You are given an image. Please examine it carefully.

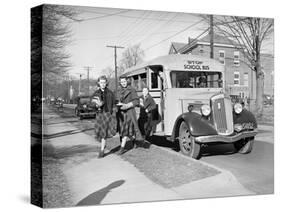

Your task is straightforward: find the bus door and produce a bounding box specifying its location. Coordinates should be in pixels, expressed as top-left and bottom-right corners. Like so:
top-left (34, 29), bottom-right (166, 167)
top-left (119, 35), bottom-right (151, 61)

top-left (148, 65), bottom-right (165, 133)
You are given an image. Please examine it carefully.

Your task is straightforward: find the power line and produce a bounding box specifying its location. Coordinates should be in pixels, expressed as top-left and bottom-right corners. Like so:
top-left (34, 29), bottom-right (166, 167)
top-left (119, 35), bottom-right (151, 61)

top-left (137, 13), bottom-right (180, 46)
top-left (78, 7), bottom-right (197, 23)
top-left (117, 11), bottom-right (151, 46)
top-left (176, 28), bottom-right (210, 53)
top-left (80, 10), bottom-right (131, 21)
top-left (143, 19), bottom-right (205, 52)
top-left (122, 12), bottom-right (169, 47)
top-left (74, 30), bottom-right (180, 41)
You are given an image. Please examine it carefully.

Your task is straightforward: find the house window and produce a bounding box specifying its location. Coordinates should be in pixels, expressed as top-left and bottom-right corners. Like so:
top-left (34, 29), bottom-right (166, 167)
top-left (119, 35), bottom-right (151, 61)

top-left (234, 71), bottom-right (240, 86)
top-left (234, 51), bottom-right (240, 66)
top-left (219, 50), bottom-right (225, 65)
top-left (244, 73), bottom-right (249, 86)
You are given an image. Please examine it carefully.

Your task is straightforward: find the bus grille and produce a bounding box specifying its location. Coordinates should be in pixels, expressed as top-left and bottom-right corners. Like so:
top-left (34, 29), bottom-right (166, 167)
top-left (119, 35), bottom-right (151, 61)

top-left (212, 96), bottom-right (233, 135)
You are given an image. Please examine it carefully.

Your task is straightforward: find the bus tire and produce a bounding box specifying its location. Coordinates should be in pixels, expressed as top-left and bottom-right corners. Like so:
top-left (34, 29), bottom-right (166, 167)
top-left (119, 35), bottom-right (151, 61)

top-left (178, 122), bottom-right (201, 159)
top-left (234, 137), bottom-right (254, 154)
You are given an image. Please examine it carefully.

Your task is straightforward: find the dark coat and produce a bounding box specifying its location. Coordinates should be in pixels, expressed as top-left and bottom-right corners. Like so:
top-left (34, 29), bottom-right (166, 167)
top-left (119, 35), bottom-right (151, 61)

top-left (117, 86), bottom-right (142, 139)
top-left (117, 85), bottom-right (139, 106)
top-left (92, 88), bottom-right (115, 113)
top-left (141, 94), bottom-right (156, 113)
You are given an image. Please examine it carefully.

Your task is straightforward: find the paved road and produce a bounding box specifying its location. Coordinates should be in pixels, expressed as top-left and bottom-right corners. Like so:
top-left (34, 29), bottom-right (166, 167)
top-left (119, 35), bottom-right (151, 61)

top-left (200, 129), bottom-right (274, 194)
top-left (60, 105), bottom-right (274, 195)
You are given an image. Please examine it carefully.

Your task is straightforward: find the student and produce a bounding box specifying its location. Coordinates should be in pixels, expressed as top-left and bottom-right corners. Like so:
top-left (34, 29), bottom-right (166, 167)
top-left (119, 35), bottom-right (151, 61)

top-left (116, 76), bottom-right (144, 155)
top-left (139, 87), bottom-right (157, 139)
top-left (92, 75), bottom-right (116, 158)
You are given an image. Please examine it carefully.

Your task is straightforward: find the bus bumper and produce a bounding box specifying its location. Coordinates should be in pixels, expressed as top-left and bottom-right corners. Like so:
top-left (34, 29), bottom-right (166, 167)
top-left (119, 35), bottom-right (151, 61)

top-left (195, 129), bottom-right (258, 144)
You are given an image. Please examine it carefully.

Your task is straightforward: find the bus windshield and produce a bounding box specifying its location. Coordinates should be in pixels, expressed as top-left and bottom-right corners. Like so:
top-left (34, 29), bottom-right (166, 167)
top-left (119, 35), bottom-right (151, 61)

top-left (170, 71), bottom-right (223, 88)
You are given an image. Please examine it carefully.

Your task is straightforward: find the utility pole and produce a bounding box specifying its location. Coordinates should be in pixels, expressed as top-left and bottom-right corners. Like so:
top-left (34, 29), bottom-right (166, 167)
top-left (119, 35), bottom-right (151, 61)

top-left (67, 74), bottom-right (70, 103)
top-left (75, 73), bottom-right (84, 96)
top-left (106, 45), bottom-right (125, 92)
top-left (79, 74), bottom-right (82, 95)
top-left (209, 15), bottom-right (214, 59)
top-left (84, 66), bottom-right (92, 95)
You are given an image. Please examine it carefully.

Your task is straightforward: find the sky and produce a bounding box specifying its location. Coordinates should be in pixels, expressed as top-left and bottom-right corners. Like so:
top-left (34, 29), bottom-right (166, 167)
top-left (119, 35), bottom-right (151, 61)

top-left (64, 5), bottom-right (274, 80)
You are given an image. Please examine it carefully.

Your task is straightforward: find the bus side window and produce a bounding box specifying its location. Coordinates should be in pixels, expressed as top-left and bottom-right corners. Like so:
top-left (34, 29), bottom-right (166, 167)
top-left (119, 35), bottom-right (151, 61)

top-left (132, 75), bottom-right (138, 89)
top-left (151, 72), bottom-right (159, 89)
top-left (140, 73), bottom-right (147, 89)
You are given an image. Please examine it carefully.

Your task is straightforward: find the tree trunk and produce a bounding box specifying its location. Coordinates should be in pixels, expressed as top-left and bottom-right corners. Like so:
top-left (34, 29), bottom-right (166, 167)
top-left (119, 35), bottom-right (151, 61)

top-left (255, 60), bottom-right (264, 118)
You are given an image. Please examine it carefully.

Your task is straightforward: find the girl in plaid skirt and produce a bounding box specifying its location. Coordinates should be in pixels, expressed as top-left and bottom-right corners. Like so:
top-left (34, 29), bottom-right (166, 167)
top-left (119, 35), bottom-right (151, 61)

top-left (116, 76), bottom-right (144, 155)
top-left (92, 76), bottom-right (117, 158)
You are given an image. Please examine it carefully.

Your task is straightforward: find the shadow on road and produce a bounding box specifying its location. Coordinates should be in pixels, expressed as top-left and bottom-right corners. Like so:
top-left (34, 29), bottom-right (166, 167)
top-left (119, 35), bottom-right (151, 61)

top-left (147, 135), bottom-right (179, 151)
top-left (200, 143), bottom-right (237, 157)
top-left (76, 180), bottom-right (125, 206)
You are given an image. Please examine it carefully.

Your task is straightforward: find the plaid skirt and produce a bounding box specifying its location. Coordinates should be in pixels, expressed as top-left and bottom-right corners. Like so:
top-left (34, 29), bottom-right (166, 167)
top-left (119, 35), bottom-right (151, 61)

top-left (94, 112), bottom-right (117, 141)
top-left (117, 111), bottom-right (136, 138)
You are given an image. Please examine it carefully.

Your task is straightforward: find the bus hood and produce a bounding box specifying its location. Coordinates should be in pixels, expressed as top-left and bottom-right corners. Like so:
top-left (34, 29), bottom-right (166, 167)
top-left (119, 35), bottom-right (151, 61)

top-left (165, 88), bottom-right (223, 113)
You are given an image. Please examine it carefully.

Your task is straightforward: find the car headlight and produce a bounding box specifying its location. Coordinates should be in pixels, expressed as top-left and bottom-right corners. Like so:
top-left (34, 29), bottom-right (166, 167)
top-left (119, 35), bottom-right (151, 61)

top-left (234, 103), bottom-right (243, 114)
top-left (201, 104), bottom-right (211, 116)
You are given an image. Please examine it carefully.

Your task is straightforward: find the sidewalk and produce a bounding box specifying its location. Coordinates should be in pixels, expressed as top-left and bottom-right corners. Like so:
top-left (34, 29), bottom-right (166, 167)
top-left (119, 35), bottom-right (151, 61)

top-left (43, 107), bottom-right (253, 206)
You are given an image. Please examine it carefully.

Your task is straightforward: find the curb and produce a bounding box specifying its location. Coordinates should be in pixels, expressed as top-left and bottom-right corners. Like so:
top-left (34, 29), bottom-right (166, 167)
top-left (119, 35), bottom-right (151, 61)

top-left (148, 141), bottom-right (254, 196)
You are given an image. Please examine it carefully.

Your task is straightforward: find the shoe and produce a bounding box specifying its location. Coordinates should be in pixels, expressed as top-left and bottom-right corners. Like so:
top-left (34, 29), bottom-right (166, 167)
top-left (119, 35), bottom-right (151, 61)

top-left (117, 147), bottom-right (126, 155)
top-left (134, 140), bottom-right (142, 148)
top-left (98, 150), bottom-right (104, 158)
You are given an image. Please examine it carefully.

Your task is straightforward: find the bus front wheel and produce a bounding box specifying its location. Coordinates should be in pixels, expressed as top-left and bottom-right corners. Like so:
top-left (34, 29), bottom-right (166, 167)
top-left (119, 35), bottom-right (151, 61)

top-left (234, 137), bottom-right (254, 154)
top-left (178, 122), bottom-right (201, 159)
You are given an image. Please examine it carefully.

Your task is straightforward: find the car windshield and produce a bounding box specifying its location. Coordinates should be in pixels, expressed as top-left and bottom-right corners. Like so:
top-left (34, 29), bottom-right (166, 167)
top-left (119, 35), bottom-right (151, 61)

top-left (170, 71), bottom-right (223, 88)
top-left (79, 98), bottom-right (90, 104)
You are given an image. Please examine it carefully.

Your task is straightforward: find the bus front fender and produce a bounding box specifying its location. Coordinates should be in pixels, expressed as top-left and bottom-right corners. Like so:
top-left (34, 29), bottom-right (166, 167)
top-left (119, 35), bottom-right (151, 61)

top-left (171, 112), bottom-right (218, 141)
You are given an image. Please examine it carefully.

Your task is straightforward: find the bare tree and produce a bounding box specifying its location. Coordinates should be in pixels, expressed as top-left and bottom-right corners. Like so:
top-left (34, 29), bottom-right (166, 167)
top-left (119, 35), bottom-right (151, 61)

top-left (118, 44), bottom-right (145, 74)
top-left (41, 5), bottom-right (79, 97)
top-left (209, 15), bottom-right (273, 117)
top-left (101, 66), bottom-right (114, 78)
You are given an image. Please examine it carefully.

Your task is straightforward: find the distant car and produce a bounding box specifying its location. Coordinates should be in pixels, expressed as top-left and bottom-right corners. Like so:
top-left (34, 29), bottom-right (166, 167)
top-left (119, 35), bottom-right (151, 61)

top-left (263, 94), bottom-right (273, 105)
top-left (50, 98), bottom-right (55, 105)
top-left (55, 98), bottom-right (64, 111)
top-left (74, 96), bottom-right (97, 120)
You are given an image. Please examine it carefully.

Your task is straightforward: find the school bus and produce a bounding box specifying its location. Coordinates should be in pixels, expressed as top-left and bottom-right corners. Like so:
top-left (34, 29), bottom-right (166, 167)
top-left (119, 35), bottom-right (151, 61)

top-left (121, 54), bottom-right (258, 159)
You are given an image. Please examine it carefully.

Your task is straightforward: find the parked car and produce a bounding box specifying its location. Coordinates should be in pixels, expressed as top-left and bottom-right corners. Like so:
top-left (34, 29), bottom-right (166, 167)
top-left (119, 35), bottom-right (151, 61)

top-left (55, 98), bottom-right (64, 112)
top-left (74, 96), bottom-right (97, 120)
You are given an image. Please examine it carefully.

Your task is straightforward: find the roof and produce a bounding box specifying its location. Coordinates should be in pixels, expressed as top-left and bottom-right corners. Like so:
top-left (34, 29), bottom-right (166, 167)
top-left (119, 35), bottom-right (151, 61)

top-left (199, 33), bottom-right (238, 45)
top-left (169, 42), bottom-right (187, 53)
top-left (171, 33), bottom-right (240, 54)
top-left (122, 54), bottom-right (224, 76)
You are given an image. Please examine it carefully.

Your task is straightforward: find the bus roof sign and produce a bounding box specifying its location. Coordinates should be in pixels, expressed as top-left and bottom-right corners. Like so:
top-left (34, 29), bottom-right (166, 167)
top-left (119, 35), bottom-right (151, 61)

top-left (123, 54), bottom-right (224, 76)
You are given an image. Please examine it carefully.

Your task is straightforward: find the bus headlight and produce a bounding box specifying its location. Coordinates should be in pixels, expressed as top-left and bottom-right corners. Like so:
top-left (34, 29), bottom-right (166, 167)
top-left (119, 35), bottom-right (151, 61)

top-left (201, 105), bottom-right (211, 116)
top-left (234, 103), bottom-right (243, 114)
